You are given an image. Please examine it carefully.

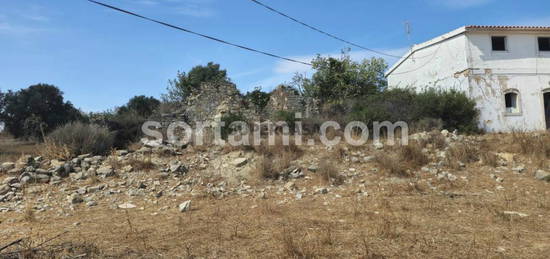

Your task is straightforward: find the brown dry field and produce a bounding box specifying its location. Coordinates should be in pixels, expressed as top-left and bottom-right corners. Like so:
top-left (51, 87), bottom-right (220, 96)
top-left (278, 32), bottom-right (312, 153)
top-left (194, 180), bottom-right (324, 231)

top-left (0, 133), bottom-right (550, 258)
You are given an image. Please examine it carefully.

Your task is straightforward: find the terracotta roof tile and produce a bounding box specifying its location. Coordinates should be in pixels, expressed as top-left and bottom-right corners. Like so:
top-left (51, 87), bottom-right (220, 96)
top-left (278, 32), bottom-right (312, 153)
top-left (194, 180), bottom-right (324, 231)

top-left (466, 25), bottom-right (550, 31)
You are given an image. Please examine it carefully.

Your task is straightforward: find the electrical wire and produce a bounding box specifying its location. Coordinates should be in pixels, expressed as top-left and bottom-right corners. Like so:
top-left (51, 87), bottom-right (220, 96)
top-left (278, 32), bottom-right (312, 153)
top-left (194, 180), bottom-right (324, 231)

top-left (87, 0), bottom-right (312, 66)
top-left (249, 0), bottom-right (402, 59)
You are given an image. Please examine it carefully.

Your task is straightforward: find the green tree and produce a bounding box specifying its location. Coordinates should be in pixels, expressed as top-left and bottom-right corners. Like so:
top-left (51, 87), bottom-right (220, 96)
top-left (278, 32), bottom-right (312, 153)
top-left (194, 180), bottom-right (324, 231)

top-left (163, 62), bottom-right (231, 102)
top-left (293, 51), bottom-right (388, 104)
top-left (0, 84), bottom-right (82, 139)
top-left (117, 95), bottom-right (160, 118)
top-left (244, 86), bottom-right (271, 113)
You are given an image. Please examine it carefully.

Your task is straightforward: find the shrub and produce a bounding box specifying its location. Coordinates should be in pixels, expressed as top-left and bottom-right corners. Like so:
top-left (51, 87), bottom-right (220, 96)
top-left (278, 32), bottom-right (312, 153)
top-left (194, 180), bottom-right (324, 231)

top-left (414, 89), bottom-right (479, 133)
top-left (47, 122), bottom-right (114, 156)
top-left (272, 110), bottom-right (296, 131)
top-left (347, 88), bottom-right (479, 133)
top-left (220, 113), bottom-right (248, 140)
top-left (254, 156), bottom-right (278, 179)
top-left (375, 153), bottom-right (410, 177)
top-left (105, 113), bottom-right (146, 149)
top-left (399, 143), bottom-right (429, 168)
top-left (319, 159), bottom-right (344, 186)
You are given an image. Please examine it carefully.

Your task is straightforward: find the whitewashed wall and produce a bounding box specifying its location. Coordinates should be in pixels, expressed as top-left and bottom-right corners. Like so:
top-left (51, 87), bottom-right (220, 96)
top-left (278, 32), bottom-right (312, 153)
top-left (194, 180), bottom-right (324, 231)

top-left (467, 32), bottom-right (550, 132)
top-left (388, 29), bottom-right (550, 132)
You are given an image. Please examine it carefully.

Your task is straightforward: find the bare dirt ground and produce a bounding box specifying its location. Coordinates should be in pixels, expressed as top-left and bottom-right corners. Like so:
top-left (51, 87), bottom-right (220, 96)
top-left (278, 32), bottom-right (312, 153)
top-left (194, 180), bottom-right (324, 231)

top-left (1, 131), bottom-right (549, 258)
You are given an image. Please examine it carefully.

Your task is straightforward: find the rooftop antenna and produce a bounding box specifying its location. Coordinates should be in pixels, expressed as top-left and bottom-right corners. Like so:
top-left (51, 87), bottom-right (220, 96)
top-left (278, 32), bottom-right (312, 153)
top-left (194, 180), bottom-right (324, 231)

top-left (404, 21), bottom-right (412, 46)
top-left (404, 21), bottom-right (414, 61)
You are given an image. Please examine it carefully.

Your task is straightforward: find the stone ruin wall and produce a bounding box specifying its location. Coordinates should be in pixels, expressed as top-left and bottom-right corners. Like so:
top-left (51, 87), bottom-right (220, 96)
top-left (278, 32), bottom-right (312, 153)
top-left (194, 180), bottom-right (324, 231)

top-left (159, 83), bottom-right (319, 130)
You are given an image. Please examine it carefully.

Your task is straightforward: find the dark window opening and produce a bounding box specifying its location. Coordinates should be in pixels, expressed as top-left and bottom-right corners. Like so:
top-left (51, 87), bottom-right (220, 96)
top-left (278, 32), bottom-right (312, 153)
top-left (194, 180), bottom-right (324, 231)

top-left (492, 36), bottom-right (506, 51)
top-left (539, 37), bottom-right (550, 51)
top-left (505, 92), bottom-right (519, 113)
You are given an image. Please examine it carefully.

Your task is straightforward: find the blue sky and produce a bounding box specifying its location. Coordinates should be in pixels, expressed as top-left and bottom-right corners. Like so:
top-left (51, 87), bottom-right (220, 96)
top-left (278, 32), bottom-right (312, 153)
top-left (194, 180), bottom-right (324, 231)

top-left (1, 0), bottom-right (549, 112)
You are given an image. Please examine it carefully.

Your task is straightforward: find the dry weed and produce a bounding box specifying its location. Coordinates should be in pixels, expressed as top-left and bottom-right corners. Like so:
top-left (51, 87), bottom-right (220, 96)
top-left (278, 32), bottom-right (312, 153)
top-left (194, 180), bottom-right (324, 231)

top-left (319, 159), bottom-right (344, 186)
top-left (39, 138), bottom-right (72, 161)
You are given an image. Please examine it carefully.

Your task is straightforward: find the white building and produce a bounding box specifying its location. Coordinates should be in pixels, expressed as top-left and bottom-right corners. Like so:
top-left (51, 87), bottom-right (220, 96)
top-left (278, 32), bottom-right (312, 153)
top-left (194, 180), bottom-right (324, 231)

top-left (386, 26), bottom-right (550, 132)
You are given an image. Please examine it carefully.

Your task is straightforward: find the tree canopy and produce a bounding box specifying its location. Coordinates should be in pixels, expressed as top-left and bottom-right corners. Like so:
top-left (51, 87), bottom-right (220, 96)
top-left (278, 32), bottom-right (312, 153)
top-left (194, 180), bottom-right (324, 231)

top-left (293, 52), bottom-right (388, 104)
top-left (163, 62), bottom-right (231, 102)
top-left (0, 84), bottom-right (82, 139)
top-left (117, 95), bottom-right (160, 118)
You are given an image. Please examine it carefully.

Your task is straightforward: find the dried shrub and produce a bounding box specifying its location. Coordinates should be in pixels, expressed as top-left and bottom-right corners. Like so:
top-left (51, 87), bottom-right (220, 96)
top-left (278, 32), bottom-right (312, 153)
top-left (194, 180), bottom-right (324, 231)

top-left (128, 157), bottom-right (156, 172)
top-left (419, 132), bottom-right (447, 150)
top-left (254, 156), bottom-right (277, 179)
top-left (511, 131), bottom-right (550, 166)
top-left (40, 138), bottom-right (72, 161)
top-left (319, 159), bottom-right (344, 186)
top-left (47, 122), bottom-right (114, 156)
top-left (376, 143), bottom-right (429, 177)
top-left (375, 153), bottom-right (410, 177)
top-left (399, 143), bottom-right (429, 168)
top-left (446, 142), bottom-right (479, 167)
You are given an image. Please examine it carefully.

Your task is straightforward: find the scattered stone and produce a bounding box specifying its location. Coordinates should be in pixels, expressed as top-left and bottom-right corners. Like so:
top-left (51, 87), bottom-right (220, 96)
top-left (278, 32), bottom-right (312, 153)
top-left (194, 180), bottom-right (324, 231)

top-left (0, 185), bottom-right (9, 195)
top-left (284, 182), bottom-right (296, 191)
top-left (286, 167), bottom-right (304, 179)
top-left (1, 162), bottom-right (15, 172)
top-left (86, 201), bottom-right (98, 207)
top-left (169, 161), bottom-right (188, 175)
top-left (178, 200), bottom-right (192, 212)
top-left (315, 187), bottom-right (329, 195)
top-left (535, 170), bottom-right (550, 181)
top-left (307, 165), bottom-right (318, 172)
top-left (231, 158), bottom-right (248, 167)
top-left (503, 211), bottom-right (529, 218)
top-left (116, 150), bottom-right (129, 156)
top-left (373, 142), bottom-right (384, 150)
top-left (118, 203), bottom-right (137, 209)
top-left (97, 166), bottom-right (115, 177)
top-left (511, 166), bottom-right (525, 173)
top-left (68, 193), bottom-right (83, 204)
top-left (363, 156), bottom-right (375, 163)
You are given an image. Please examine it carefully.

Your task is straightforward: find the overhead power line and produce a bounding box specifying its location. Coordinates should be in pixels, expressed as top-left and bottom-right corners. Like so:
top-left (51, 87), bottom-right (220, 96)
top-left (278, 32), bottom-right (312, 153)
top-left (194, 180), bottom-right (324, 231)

top-left (87, 0), bottom-right (312, 66)
top-left (249, 0), bottom-right (402, 59)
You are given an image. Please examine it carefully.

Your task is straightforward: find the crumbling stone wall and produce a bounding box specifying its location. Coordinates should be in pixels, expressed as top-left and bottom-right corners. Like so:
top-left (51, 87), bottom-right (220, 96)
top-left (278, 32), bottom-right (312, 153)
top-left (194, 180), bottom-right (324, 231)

top-left (160, 83), bottom-right (319, 127)
top-left (265, 85), bottom-right (319, 118)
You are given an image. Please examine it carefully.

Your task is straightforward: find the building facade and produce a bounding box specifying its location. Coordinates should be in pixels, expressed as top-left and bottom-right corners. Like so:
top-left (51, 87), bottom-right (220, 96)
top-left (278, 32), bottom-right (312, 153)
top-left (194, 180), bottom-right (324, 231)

top-left (386, 26), bottom-right (550, 132)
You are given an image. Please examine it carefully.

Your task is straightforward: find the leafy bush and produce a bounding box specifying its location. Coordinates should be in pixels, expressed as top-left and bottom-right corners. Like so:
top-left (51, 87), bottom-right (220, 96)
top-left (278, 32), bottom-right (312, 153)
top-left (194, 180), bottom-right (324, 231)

top-left (47, 122), bottom-right (114, 156)
top-left (104, 113), bottom-right (146, 149)
top-left (347, 88), bottom-right (479, 133)
top-left (414, 89), bottom-right (479, 133)
top-left (245, 87), bottom-right (271, 113)
top-left (272, 110), bottom-right (297, 131)
top-left (220, 113), bottom-right (248, 140)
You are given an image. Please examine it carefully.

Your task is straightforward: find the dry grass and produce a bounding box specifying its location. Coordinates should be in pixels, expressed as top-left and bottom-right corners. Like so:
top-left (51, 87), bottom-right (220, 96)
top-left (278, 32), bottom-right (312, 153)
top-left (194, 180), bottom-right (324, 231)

top-left (419, 131), bottom-right (447, 150)
top-left (0, 136), bottom-right (40, 163)
top-left (446, 142), bottom-right (479, 169)
top-left (399, 143), bottom-right (429, 168)
top-left (318, 159), bottom-right (344, 186)
top-left (253, 156), bottom-right (277, 179)
top-left (39, 138), bottom-right (72, 161)
top-left (375, 143), bottom-right (429, 177)
top-left (253, 135), bottom-right (302, 180)
top-left (511, 131), bottom-right (550, 167)
top-left (375, 152), bottom-right (410, 177)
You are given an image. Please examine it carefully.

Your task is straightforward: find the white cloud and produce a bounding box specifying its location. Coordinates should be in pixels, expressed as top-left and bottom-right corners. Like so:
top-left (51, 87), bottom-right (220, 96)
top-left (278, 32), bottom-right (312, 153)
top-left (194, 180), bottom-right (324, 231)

top-left (136, 0), bottom-right (216, 17)
top-left (0, 22), bottom-right (44, 35)
top-left (433, 0), bottom-right (493, 8)
top-left (248, 47), bottom-right (409, 92)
